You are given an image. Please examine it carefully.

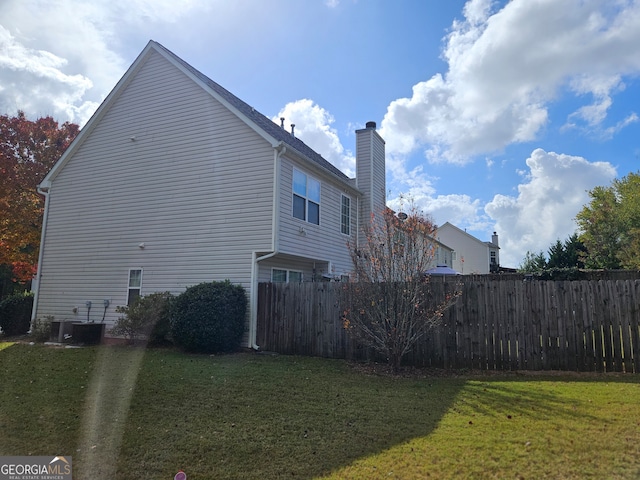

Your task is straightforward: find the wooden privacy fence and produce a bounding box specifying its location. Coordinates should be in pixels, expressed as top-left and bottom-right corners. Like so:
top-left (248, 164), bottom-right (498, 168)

top-left (256, 279), bottom-right (640, 372)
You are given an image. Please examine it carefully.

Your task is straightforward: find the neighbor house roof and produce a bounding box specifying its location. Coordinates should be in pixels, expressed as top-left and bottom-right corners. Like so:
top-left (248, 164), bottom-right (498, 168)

top-left (437, 222), bottom-right (498, 249)
top-left (41, 40), bottom-right (355, 191)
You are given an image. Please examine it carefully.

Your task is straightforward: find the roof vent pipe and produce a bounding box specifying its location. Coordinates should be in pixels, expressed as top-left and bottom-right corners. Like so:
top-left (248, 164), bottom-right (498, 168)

top-left (291, 124), bottom-right (295, 137)
top-left (280, 117), bottom-right (285, 129)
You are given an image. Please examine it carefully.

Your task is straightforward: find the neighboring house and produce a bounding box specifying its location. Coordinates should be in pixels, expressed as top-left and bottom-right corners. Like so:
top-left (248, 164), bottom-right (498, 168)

top-left (31, 40), bottom-right (386, 348)
top-left (435, 222), bottom-right (500, 274)
top-left (431, 238), bottom-right (455, 269)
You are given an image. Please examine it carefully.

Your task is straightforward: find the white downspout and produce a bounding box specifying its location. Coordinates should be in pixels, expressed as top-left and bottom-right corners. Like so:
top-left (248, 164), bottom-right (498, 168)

top-left (248, 143), bottom-right (286, 350)
top-left (31, 184), bottom-right (51, 324)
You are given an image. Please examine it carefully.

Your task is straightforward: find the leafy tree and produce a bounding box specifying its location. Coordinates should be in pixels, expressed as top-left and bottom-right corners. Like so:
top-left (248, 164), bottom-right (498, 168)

top-left (0, 112), bottom-right (79, 282)
top-left (340, 206), bottom-right (461, 373)
top-left (575, 172), bottom-right (640, 269)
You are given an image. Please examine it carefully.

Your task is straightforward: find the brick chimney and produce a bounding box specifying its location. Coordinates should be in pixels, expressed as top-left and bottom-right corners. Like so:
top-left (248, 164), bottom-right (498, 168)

top-left (355, 121), bottom-right (386, 243)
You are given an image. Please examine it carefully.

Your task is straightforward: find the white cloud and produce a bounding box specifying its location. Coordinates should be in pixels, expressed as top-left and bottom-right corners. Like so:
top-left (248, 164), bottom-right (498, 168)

top-left (485, 148), bottom-right (617, 267)
top-left (385, 161), bottom-right (486, 232)
top-left (379, 0), bottom-right (640, 163)
top-left (273, 99), bottom-right (356, 177)
top-left (0, 0), bottom-right (212, 125)
top-left (0, 26), bottom-right (98, 122)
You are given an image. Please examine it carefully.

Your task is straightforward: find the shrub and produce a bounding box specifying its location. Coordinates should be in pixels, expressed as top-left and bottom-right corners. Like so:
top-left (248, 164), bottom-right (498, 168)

top-left (170, 281), bottom-right (247, 354)
top-left (31, 316), bottom-right (54, 342)
top-left (534, 268), bottom-right (587, 281)
top-left (111, 292), bottom-right (174, 345)
top-left (148, 296), bottom-right (175, 347)
top-left (0, 292), bottom-right (34, 336)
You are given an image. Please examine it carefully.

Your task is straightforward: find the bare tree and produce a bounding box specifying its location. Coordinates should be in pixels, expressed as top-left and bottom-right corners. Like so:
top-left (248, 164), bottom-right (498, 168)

top-left (340, 205), bottom-right (461, 373)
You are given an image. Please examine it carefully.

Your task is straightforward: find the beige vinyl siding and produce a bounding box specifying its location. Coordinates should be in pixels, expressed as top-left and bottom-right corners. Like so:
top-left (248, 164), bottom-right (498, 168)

top-left (436, 224), bottom-right (490, 274)
top-left (371, 136), bottom-right (386, 214)
top-left (355, 131), bottom-right (372, 225)
top-left (355, 127), bottom-right (386, 237)
top-left (257, 256), bottom-right (322, 283)
top-left (35, 50), bottom-right (274, 325)
top-left (277, 156), bottom-right (354, 278)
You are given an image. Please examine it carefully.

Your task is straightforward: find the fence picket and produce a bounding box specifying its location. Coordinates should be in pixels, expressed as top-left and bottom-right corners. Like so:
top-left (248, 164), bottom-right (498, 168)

top-left (256, 277), bottom-right (640, 372)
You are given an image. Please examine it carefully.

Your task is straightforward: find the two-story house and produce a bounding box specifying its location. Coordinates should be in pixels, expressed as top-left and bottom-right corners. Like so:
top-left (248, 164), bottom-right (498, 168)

top-left (435, 222), bottom-right (500, 274)
top-left (31, 40), bottom-right (386, 348)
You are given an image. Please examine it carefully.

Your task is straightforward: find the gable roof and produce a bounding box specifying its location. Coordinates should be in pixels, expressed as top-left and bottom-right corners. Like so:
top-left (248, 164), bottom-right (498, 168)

top-left (437, 222), bottom-right (498, 249)
top-left (41, 40), bottom-right (354, 189)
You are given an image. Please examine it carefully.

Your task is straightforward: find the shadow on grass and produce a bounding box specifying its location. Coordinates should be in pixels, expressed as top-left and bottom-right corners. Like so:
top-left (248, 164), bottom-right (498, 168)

top-left (459, 372), bottom-right (640, 421)
top-left (115, 350), bottom-right (468, 480)
top-left (2, 344), bottom-right (638, 480)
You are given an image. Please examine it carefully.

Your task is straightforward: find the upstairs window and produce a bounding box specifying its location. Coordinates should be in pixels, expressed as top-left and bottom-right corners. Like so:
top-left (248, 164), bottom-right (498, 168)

top-left (127, 269), bottom-right (142, 305)
top-left (341, 195), bottom-right (351, 235)
top-left (293, 169), bottom-right (320, 225)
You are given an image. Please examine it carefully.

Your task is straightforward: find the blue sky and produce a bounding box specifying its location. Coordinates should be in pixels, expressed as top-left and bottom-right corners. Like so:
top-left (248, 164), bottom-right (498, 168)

top-left (1, 0), bottom-right (639, 267)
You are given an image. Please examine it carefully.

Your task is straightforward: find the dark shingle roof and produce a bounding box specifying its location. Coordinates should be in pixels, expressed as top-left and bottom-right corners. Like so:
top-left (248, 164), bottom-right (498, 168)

top-left (152, 41), bottom-right (350, 182)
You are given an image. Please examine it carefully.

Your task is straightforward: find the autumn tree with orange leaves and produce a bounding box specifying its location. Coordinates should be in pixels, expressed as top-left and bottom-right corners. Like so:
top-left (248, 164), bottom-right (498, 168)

top-left (0, 112), bottom-right (79, 284)
top-left (340, 205), bottom-right (461, 373)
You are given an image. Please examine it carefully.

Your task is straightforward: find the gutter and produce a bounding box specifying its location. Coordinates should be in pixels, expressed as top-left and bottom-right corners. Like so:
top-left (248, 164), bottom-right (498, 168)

top-left (31, 183), bottom-right (51, 324)
top-left (247, 143), bottom-right (286, 350)
top-left (249, 251), bottom-right (278, 350)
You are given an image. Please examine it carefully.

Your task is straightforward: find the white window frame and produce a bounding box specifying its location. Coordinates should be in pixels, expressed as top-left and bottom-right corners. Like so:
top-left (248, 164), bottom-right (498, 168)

top-left (127, 268), bottom-right (143, 305)
top-left (271, 268), bottom-right (303, 283)
top-left (341, 194), bottom-right (351, 235)
top-left (292, 168), bottom-right (320, 225)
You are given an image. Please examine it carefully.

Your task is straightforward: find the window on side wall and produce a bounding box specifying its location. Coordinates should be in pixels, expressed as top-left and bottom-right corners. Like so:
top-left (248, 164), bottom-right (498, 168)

top-left (127, 268), bottom-right (142, 305)
top-left (293, 169), bottom-right (320, 225)
top-left (341, 194), bottom-right (351, 235)
top-left (272, 268), bottom-right (303, 283)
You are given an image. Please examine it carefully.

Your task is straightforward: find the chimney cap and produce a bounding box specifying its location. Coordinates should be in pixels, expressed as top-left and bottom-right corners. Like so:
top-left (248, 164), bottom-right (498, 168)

top-left (365, 121), bottom-right (376, 129)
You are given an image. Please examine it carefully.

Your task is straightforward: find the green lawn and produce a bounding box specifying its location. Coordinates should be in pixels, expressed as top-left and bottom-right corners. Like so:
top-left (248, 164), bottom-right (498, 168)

top-left (1, 343), bottom-right (639, 479)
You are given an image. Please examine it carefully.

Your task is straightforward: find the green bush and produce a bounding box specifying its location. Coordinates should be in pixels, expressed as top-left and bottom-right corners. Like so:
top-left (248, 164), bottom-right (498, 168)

top-left (534, 268), bottom-right (587, 281)
top-left (170, 281), bottom-right (247, 353)
top-left (111, 292), bottom-right (174, 345)
top-left (0, 292), bottom-right (34, 336)
top-left (31, 316), bottom-right (53, 342)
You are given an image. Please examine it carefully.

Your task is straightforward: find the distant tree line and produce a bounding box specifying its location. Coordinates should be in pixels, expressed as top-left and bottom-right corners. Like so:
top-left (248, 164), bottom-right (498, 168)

top-left (519, 172), bottom-right (640, 273)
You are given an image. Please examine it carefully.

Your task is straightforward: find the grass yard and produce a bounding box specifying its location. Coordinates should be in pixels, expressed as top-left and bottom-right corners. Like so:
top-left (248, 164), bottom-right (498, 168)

top-left (1, 343), bottom-right (639, 479)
